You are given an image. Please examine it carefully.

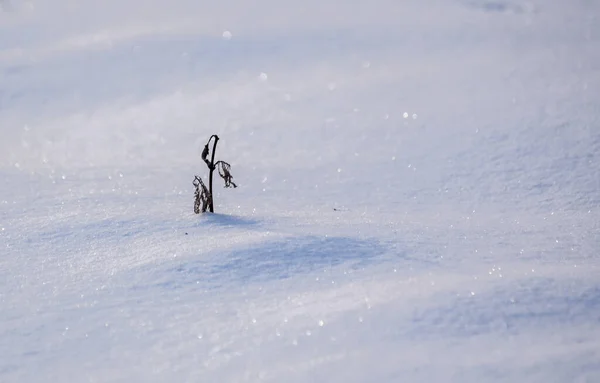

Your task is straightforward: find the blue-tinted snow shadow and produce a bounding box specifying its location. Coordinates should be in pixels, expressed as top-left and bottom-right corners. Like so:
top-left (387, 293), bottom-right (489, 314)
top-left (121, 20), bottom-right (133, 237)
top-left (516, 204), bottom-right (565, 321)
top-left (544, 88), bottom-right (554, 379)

top-left (192, 213), bottom-right (260, 229)
top-left (155, 235), bottom-right (389, 290)
top-left (405, 278), bottom-right (600, 340)
top-left (212, 236), bottom-right (385, 281)
top-left (460, 0), bottom-right (529, 14)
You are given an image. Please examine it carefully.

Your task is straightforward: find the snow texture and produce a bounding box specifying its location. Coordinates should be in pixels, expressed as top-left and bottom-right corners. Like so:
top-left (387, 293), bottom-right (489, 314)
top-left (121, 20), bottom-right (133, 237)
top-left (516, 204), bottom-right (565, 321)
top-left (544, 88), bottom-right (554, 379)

top-left (1, 0), bottom-right (599, 382)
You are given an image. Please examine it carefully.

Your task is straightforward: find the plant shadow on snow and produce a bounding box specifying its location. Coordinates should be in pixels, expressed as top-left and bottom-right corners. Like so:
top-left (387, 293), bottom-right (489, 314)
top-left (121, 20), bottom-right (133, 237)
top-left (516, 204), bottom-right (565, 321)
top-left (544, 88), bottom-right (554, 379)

top-left (161, 236), bottom-right (388, 290)
top-left (193, 213), bottom-right (260, 228)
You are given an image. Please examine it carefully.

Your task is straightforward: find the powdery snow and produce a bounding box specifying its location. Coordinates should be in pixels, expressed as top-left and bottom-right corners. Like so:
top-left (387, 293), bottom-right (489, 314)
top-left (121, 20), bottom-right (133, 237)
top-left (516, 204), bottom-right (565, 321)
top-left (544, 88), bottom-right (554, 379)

top-left (1, 0), bottom-right (599, 381)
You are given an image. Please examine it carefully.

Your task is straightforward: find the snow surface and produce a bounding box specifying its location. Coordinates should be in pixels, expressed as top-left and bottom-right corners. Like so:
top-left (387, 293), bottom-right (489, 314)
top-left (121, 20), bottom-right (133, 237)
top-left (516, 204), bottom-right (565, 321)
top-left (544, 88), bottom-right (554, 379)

top-left (1, 0), bottom-right (600, 381)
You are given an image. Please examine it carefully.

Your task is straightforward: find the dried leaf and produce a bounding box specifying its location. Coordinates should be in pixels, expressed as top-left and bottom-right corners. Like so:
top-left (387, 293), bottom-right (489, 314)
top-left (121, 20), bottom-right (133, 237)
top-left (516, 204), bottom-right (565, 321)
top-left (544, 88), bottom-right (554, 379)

top-left (193, 175), bottom-right (210, 213)
top-left (201, 144), bottom-right (212, 169)
top-left (216, 161), bottom-right (237, 188)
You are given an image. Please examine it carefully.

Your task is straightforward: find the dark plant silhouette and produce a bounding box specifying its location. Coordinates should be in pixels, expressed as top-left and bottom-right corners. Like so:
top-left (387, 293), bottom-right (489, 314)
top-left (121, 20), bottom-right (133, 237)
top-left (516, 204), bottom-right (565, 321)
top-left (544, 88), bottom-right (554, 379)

top-left (192, 176), bottom-right (209, 213)
top-left (193, 135), bottom-right (237, 213)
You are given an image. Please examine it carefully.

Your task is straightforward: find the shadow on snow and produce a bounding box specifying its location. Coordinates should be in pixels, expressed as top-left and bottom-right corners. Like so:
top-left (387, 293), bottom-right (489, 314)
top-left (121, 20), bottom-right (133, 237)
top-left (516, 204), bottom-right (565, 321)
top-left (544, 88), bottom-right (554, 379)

top-left (155, 235), bottom-right (389, 290)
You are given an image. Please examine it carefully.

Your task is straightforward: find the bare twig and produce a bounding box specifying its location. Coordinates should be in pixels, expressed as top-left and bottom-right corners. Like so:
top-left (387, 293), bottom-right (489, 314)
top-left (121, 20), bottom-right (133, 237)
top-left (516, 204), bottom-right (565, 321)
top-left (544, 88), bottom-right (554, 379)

top-left (207, 135), bottom-right (219, 212)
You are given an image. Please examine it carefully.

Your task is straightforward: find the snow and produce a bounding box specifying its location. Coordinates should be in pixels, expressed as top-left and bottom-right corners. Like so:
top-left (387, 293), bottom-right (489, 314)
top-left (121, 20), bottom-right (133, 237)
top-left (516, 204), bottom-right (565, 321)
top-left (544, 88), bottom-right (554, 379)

top-left (1, 0), bottom-right (600, 381)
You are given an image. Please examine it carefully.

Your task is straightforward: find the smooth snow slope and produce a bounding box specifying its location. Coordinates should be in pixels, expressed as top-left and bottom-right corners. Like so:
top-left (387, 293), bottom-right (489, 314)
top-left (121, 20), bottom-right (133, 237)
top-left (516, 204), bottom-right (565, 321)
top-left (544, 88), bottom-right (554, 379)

top-left (1, 0), bottom-right (600, 381)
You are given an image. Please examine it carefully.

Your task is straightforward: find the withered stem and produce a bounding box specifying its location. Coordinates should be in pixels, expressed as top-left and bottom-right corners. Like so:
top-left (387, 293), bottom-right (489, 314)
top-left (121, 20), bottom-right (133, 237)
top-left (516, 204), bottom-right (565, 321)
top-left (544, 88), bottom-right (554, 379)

top-left (208, 135), bottom-right (219, 212)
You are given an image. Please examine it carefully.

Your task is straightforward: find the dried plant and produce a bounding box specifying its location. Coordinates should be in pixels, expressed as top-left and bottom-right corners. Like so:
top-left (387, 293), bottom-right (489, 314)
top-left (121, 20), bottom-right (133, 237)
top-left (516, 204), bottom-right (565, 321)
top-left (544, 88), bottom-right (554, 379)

top-left (193, 135), bottom-right (237, 213)
top-left (192, 176), bottom-right (209, 213)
